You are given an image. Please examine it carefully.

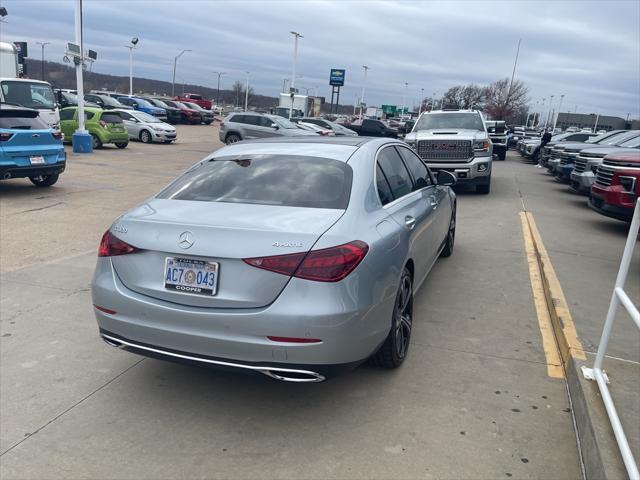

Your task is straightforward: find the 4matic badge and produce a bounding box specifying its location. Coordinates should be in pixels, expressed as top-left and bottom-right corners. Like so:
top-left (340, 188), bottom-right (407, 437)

top-left (272, 241), bottom-right (303, 248)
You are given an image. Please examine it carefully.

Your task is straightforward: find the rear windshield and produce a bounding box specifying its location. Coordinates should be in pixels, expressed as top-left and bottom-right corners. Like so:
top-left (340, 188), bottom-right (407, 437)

top-left (0, 115), bottom-right (48, 129)
top-left (414, 112), bottom-right (484, 131)
top-left (101, 113), bottom-right (123, 124)
top-left (157, 155), bottom-right (352, 209)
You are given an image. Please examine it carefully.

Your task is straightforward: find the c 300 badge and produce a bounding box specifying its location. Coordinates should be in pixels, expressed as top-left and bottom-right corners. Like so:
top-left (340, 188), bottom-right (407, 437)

top-left (113, 224), bottom-right (128, 234)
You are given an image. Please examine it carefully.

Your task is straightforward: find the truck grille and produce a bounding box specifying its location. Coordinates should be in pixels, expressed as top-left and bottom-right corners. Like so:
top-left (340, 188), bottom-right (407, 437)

top-left (417, 140), bottom-right (472, 161)
top-left (603, 158), bottom-right (640, 168)
top-left (560, 152), bottom-right (578, 165)
top-left (595, 166), bottom-right (614, 187)
top-left (573, 157), bottom-right (588, 173)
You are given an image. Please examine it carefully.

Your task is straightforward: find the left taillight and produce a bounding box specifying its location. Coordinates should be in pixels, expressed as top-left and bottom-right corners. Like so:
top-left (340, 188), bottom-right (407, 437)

top-left (0, 132), bottom-right (14, 142)
top-left (98, 230), bottom-right (141, 257)
top-left (52, 131), bottom-right (63, 140)
top-left (99, 120), bottom-right (107, 128)
top-left (244, 241), bottom-right (369, 282)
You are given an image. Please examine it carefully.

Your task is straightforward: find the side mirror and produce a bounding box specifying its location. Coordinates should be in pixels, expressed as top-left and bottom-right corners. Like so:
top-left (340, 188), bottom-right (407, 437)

top-left (436, 170), bottom-right (457, 186)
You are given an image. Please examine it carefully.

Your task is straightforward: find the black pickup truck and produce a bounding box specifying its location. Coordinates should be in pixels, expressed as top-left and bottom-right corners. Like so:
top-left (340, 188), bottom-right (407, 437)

top-left (348, 119), bottom-right (398, 138)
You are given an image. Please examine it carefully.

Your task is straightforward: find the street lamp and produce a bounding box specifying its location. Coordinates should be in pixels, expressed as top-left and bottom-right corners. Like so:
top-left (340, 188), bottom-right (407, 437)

top-left (212, 71), bottom-right (225, 106)
top-left (419, 87), bottom-right (424, 115)
top-left (244, 71), bottom-right (250, 111)
top-left (289, 31), bottom-right (303, 119)
top-left (172, 49), bottom-right (191, 97)
top-left (359, 65), bottom-right (369, 117)
top-left (36, 42), bottom-right (50, 81)
top-left (124, 37), bottom-right (138, 96)
top-left (401, 82), bottom-right (408, 116)
top-left (553, 94), bottom-right (565, 130)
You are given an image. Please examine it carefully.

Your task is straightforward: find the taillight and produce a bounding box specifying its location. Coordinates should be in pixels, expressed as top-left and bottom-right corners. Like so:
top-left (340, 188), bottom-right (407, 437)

top-left (98, 230), bottom-right (141, 257)
top-left (243, 241), bottom-right (368, 282)
top-left (99, 120), bottom-right (107, 128)
top-left (266, 336), bottom-right (322, 343)
top-left (52, 131), bottom-right (63, 140)
top-left (94, 305), bottom-right (117, 315)
top-left (321, 131), bottom-right (329, 136)
top-left (0, 132), bottom-right (13, 142)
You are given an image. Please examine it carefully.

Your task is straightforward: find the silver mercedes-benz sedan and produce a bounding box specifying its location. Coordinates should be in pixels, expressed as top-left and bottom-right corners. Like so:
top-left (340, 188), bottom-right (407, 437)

top-left (91, 137), bottom-right (457, 382)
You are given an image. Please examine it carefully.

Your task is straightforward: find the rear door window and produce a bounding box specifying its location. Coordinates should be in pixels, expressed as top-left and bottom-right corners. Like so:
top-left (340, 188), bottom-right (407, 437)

top-left (376, 146), bottom-right (413, 199)
top-left (376, 164), bottom-right (394, 206)
top-left (59, 109), bottom-right (75, 121)
top-left (396, 146), bottom-right (432, 188)
top-left (157, 155), bottom-right (353, 209)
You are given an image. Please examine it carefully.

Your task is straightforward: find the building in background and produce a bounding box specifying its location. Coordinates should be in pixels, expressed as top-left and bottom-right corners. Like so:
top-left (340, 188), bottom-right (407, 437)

top-left (555, 112), bottom-right (626, 132)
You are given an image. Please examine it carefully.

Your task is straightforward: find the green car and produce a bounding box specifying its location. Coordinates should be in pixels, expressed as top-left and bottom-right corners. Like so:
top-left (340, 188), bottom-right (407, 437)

top-left (60, 107), bottom-right (129, 149)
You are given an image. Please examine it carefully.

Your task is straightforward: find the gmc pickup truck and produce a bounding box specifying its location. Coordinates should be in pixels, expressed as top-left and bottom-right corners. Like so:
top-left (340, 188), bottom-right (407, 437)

top-left (405, 109), bottom-right (493, 194)
top-left (173, 93), bottom-right (212, 110)
top-left (589, 151), bottom-right (640, 222)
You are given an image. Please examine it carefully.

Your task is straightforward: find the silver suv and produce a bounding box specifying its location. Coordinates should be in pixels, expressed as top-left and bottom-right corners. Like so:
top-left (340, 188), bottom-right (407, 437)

top-left (404, 109), bottom-right (493, 194)
top-left (219, 112), bottom-right (316, 144)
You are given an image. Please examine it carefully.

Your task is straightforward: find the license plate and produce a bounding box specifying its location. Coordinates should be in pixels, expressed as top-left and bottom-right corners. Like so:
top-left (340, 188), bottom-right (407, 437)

top-left (164, 257), bottom-right (219, 296)
top-left (29, 155), bottom-right (45, 165)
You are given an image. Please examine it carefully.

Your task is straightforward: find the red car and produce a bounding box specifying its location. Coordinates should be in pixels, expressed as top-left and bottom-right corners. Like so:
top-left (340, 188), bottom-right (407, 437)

top-left (174, 93), bottom-right (212, 110)
top-left (162, 100), bottom-right (202, 125)
top-left (589, 151), bottom-right (640, 222)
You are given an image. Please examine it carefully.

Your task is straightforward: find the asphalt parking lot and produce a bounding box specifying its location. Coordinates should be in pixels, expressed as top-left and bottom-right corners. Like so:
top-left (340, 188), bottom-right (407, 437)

top-left (1, 126), bottom-right (637, 479)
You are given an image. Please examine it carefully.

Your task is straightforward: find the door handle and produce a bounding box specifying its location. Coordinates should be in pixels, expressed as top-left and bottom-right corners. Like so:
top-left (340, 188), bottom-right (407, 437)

top-left (405, 216), bottom-right (416, 229)
top-left (428, 195), bottom-right (439, 208)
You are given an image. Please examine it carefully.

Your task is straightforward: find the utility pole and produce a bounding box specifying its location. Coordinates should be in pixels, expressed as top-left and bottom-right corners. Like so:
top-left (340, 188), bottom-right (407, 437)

top-left (506, 38), bottom-right (521, 105)
top-left (244, 71), bottom-right (250, 111)
top-left (213, 71), bottom-right (225, 106)
top-left (593, 113), bottom-right (600, 133)
top-left (359, 65), bottom-right (369, 117)
top-left (172, 49), bottom-right (191, 97)
top-left (124, 38), bottom-right (138, 96)
top-left (36, 42), bottom-right (50, 81)
top-left (401, 82), bottom-right (408, 116)
top-left (553, 94), bottom-right (564, 131)
top-left (289, 31), bottom-right (303, 120)
top-left (545, 95), bottom-right (554, 128)
top-left (419, 87), bottom-right (424, 115)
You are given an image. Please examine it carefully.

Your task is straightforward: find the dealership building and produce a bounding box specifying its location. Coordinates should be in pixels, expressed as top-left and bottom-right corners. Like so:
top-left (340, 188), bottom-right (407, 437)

top-left (555, 113), bottom-right (626, 132)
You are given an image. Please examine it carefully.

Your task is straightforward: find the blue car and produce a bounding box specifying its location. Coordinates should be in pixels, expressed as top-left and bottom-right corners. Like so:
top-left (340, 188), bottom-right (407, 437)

top-left (117, 97), bottom-right (167, 122)
top-left (0, 105), bottom-right (66, 187)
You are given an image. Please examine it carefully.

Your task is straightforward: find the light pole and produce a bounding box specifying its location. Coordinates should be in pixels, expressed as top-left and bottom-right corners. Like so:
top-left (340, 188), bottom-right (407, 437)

top-left (244, 71), bottom-right (250, 111)
top-left (289, 31), bottom-right (303, 119)
top-left (553, 94), bottom-right (564, 131)
top-left (401, 82), bottom-right (408, 116)
top-left (212, 71), bottom-right (225, 106)
top-left (418, 88), bottom-right (424, 115)
top-left (546, 95), bottom-right (554, 128)
top-left (36, 42), bottom-right (50, 81)
top-left (172, 49), bottom-right (191, 97)
top-left (282, 78), bottom-right (289, 93)
top-left (359, 65), bottom-right (369, 117)
top-left (124, 37), bottom-right (138, 96)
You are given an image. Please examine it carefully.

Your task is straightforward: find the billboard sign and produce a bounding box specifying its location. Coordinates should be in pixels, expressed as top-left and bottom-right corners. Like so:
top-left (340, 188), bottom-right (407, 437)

top-left (329, 69), bottom-right (345, 87)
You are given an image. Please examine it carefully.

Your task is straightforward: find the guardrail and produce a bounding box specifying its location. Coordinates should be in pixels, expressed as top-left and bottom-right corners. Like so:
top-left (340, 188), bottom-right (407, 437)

top-left (582, 197), bottom-right (640, 480)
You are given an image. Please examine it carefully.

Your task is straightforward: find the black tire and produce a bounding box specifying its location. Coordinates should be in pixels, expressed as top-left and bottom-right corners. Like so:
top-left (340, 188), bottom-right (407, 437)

top-left (139, 130), bottom-right (152, 143)
top-left (498, 151), bottom-right (506, 161)
top-left (225, 133), bottom-right (241, 144)
top-left (29, 174), bottom-right (59, 187)
top-left (115, 142), bottom-right (128, 149)
top-left (91, 134), bottom-right (102, 149)
top-left (440, 205), bottom-right (456, 258)
top-left (476, 181), bottom-right (491, 194)
top-left (370, 267), bottom-right (413, 369)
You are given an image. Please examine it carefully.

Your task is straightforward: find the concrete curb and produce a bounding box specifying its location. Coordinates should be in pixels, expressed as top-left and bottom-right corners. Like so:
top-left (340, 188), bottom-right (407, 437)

top-left (524, 212), bottom-right (616, 480)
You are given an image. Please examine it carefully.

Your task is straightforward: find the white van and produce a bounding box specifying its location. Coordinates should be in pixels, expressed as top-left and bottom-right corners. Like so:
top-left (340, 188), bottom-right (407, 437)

top-left (0, 42), bottom-right (19, 78)
top-left (0, 77), bottom-right (60, 129)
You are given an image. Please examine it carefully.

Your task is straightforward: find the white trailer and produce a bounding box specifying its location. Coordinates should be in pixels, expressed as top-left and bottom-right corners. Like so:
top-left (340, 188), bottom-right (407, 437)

top-left (278, 93), bottom-right (308, 117)
top-left (0, 42), bottom-right (19, 78)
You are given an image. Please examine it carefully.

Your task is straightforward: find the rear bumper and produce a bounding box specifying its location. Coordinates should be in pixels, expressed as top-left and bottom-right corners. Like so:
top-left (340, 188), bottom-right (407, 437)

top-left (0, 159), bottom-right (66, 179)
top-left (91, 258), bottom-right (391, 373)
top-left (589, 187), bottom-right (636, 222)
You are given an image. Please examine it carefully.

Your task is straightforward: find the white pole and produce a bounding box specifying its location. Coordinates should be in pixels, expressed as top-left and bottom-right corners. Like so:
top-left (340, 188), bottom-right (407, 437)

top-left (359, 65), bottom-right (368, 117)
top-left (128, 46), bottom-right (133, 96)
top-left (75, 0), bottom-right (86, 134)
top-left (594, 113), bottom-right (600, 133)
top-left (553, 94), bottom-right (564, 131)
top-left (401, 82), bottom-right (408, 116)
top-left (419, 88), bottom-right (424, 115)
top-left (244, 72), bottom-right (250, 112)
top-left (289, 31), bottom-right (302, 120)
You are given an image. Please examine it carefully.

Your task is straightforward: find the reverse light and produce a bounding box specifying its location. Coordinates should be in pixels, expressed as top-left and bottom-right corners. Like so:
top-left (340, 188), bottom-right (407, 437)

top-left (0, 132), bottom-right (14, 142)
top-left (98, 230), bottom-right (141, 257)
top-left (244, 241), bottom-right (369, 282)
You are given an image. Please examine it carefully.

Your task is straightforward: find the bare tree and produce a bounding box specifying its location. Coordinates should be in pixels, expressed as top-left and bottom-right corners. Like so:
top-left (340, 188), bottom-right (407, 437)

top-left (442, 84), bottom-right (485, 109)
top-left (484, 77), bottom-right (529, 120)
top-left (231, 80), bottom-right (255, 107)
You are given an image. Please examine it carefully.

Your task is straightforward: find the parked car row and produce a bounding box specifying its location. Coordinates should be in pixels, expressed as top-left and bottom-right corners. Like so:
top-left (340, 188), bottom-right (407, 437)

top-left (516, 129), bottom-right (640, 222)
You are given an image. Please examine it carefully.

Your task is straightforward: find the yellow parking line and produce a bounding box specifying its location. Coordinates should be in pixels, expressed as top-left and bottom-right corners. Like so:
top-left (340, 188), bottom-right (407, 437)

top-left (520, 213), bottom-right (564, 378)
top-left (524, 212), bottom-right (586, 362)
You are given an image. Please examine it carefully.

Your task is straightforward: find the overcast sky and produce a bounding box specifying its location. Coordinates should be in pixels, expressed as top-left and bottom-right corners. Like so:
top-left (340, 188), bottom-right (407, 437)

top-left (1, 0), bottom-right (639, 118)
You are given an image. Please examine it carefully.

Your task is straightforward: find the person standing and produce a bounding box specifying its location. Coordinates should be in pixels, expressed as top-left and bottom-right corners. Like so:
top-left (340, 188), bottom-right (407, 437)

top-left (537, 129), bottom-right (553, 167)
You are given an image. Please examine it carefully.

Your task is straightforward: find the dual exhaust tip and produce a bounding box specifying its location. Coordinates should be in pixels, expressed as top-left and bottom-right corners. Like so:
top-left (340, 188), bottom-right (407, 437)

top-left (101, 335), bottom-right (326, 383)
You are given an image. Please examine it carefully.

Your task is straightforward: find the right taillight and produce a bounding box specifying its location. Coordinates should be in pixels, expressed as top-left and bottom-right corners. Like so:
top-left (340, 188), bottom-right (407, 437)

top-left (52, 131), bottom-right (63, 140)
top-left (0, 132), bottom-right (14, 142)
top-left (98, 230), bottom-right (141, 257)
top-left (243, 241), bottom-right (368, 282)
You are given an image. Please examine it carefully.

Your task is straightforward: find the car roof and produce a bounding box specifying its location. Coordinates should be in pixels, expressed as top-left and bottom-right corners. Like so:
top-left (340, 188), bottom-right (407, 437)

top-left (604, 150), bottom-right (640, 161)
top-left (239, 136), bottom-right (370, 147)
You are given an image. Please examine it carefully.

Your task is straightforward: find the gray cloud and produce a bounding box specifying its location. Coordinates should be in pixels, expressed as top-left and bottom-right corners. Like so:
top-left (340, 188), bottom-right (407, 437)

top-left (1, 0), bottom-right (638, 118)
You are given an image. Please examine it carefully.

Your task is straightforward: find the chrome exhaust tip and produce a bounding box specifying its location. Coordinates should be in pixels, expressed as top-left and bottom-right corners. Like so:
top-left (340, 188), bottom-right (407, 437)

top-left (102, 335), bottom-right (124, 348)
top-left (259, 368), bottom-right (326, 383)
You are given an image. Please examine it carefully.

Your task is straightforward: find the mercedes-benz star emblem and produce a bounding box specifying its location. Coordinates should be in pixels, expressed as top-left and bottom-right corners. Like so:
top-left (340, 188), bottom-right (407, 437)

top-left (178, 231), bottom-right (194, 249)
